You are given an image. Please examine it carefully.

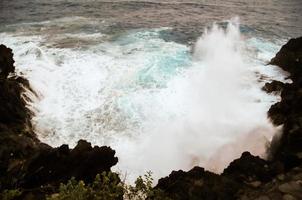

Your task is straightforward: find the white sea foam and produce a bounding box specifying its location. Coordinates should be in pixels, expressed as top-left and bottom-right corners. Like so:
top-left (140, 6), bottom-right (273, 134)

top-left (0, 18), bottom-right (285, 183)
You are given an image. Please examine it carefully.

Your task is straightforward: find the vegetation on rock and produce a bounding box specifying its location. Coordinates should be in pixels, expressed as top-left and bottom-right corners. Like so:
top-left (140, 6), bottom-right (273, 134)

top-left (1, 37), bottom-right (302, 199)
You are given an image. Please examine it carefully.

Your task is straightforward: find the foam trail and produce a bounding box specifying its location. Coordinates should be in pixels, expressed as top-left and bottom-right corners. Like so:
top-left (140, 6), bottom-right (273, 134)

top-left (0, 17), bottom-right (283, 183)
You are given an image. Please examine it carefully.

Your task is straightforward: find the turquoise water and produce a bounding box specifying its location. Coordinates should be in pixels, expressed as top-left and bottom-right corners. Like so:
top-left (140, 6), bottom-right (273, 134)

top-left (0, 0), bottom-right (299, 182)
top-left (114, 30), bottom-right (191, 89)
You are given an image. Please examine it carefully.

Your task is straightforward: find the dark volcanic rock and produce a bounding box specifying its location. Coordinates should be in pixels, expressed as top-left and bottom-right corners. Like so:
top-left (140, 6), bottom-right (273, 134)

top-left (0, 45), bottom-right (44, 189)
top-left (0, 44), bottom-right (118, 194)
top-left (262, 80), bottom-right (285, 93)
top-left (223, 152), bottom-right (279, 182)
top-left (0, 45), bottom-right (31, 127)
top-left (156, 166), bottom-right (240, 200)
top-left (269, 37), bottom-right (302, 81)
top-left (0, 77), bottom-right (31, 127)
top-left (155, 152), bottom-right (281, 200)
top-left (237, 164), bottom-right (302, 200)
top-left (2, 36), bottom-right (302, 199)
top-left (268, 37), bottom-right (302, 169)
top-left (21, 140), bottom-right (118, 188)
top-left (0, 44), bottom-right (15, 79)
top-left (155, 37), bottom-right (302, 200)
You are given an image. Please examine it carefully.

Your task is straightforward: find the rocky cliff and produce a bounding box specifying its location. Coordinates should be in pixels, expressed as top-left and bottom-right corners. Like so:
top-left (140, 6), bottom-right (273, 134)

top-left (0, 44), bottom-right (118, 198)
top-left (154, 37), bottom-right (302, 200)
top-left (1, 37), bottom-right (302, 200)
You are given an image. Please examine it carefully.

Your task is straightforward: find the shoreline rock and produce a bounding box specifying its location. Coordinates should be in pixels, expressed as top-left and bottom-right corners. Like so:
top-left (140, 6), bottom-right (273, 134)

top-left (0, 45), bottom-right (118, 197)
top-left (154, 37), bottom-right (302, 200)
top-left (1, 36), bottom-right (302, 199)
top-left (268, 37), bottom-right (302, 170)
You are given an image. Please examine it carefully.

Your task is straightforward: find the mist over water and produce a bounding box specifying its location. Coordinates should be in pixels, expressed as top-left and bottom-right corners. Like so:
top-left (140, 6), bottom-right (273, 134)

top-left (1, 0), bottom-right (300, 183)
top-left (0, 17), bottom-right (287, 182)
top-left (110, 19), bottom-right (282, 180)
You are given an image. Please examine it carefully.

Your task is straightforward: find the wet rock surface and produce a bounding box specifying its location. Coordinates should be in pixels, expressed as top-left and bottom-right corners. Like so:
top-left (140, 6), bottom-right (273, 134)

top-left (268, 37), bottom-right (302, 170)
top-left (0, 44), bottom-right (15, 79)
top-left (154, 37), bottom-right (302, 200)
top-left (0, 45), bottom-right (44, 190)
top-left (155, 166), bottom-right (240, 200)
top-left (237, 166), bottom-right (302, 200)
top-left (154, 152), bottom-right (284, 200)
top-left (269, 37), bottom-right (302, 81)
top-left (262, 80), bottom-right (285, 93)
top-left (1, 37), bottom-right (302, 199)
top-left (0, 45), bottom-right (118, 195)
top-left (21, 140), bottom-right (118, 189)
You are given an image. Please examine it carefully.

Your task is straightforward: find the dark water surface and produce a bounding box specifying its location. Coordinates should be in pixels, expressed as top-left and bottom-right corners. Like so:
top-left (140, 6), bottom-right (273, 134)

top-left (1, 0), bottom-right (301, 42)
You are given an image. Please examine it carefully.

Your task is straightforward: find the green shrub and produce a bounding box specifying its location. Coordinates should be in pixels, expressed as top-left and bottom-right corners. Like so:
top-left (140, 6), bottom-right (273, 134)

top-left (0, 189), bottom-right (22, 200)
top-left (47, 172), bottom-right (123, 200)
top-left (123, 171), bottom-right (171, 200)
top-left (91, 172), bottom-right (124, 200)
top-left (47, 171), bottom-right (170, 200)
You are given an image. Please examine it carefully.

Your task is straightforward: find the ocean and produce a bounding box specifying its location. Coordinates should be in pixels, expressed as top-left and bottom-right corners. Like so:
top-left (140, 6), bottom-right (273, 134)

top-left (0, 0), bottom-right (301, 182)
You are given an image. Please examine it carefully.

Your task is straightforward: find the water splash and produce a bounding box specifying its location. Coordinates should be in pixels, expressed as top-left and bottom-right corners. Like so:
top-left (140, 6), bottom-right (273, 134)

top-left (113, 19), bottom-right (280, 180)
top-left (0, 18), bottom-right (284, 182)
